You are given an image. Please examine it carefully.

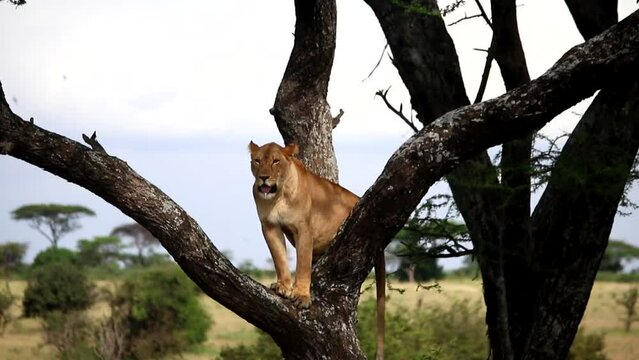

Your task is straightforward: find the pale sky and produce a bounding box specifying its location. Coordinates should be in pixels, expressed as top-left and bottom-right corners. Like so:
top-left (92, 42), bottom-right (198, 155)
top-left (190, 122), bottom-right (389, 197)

top-left (1, 0), bottom-right (638, 270)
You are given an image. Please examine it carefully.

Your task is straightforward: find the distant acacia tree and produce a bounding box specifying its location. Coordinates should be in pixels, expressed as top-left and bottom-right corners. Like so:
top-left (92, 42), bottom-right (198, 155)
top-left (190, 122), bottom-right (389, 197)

top-left (600, 240), bottom-right (639, 273)
top-left (111, 223), bottom-right (159, 266)
top-left (76, 236), bottom-right (124, 269)
top-left (11, 204), bottom-right (95, 248)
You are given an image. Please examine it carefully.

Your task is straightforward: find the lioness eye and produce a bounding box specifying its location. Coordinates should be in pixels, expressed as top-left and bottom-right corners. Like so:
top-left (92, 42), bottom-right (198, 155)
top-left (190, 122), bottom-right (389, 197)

top-left (273, 159), bottom-right (280, 165)
top-left (253, 159), bottom-right (260, 165)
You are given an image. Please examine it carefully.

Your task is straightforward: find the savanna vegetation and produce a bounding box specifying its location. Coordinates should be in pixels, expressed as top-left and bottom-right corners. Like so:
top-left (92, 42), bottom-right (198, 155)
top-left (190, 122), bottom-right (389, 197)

top-left (2, 0), bottom-right (639, 359)
top-left (1, 226), bottom-right (638, 359)
top-left (0, 275), bottom-right (638, 359)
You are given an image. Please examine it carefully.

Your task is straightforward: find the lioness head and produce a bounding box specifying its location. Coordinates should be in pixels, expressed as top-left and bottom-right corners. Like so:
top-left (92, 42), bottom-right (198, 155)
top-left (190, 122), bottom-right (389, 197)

top-left (248, 141), bottom-right (299, 200)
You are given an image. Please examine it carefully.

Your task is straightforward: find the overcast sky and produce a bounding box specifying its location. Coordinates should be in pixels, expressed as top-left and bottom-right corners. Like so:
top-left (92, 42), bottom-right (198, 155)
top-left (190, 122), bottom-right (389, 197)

top-left (1, 0), bottom-right (638, 270)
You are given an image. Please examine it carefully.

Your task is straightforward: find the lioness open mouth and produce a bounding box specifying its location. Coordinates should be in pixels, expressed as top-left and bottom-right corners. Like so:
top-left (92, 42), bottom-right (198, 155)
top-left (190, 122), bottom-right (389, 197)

top-left (258, 184), bottom-right (278, 194)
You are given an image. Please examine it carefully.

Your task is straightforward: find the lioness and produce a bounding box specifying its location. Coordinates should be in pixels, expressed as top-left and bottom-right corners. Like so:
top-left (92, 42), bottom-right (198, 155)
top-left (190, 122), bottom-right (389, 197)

top-left (249, 141), bottom-right (385, 359)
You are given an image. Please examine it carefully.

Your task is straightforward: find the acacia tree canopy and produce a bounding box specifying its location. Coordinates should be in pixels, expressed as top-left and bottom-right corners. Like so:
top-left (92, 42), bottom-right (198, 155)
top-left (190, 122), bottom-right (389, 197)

top-left (10, 204), bottom-right (95, 248)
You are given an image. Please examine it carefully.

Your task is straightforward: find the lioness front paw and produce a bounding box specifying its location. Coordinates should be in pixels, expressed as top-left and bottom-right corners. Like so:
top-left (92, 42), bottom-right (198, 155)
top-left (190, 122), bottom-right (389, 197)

top-left (270, 281), bottom-right (293, 298)
top-left (290, 288), bottom-right (312, 308)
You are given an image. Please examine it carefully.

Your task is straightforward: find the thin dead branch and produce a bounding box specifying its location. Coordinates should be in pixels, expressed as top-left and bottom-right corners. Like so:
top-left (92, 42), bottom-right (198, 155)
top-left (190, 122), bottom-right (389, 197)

top-left (375, 87), bottom-right (419, 133)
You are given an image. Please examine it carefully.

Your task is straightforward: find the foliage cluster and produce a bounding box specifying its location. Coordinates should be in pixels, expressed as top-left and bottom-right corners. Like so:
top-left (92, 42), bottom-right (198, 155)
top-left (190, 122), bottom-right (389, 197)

top-left (32, 247), bottom-right (78, 268)
top-left (568, 329), bottom-right (608, 360)
top-left (612, 287), bottom-right (639, 332)
top-left (11, 204), bottom-right (95, 248)
top-left (218, 331), bottom-right (283, 360)
top-left (22, 262), bottom-right (94, 317)
top-left (0, 281), bottom-right (15, 335)
top-left (0, 242), bottom-right (28, 272)
top-left (219, 296), bottom-right (608, 360)
top-left (600, 240), bottom-right (639, 273)
top-left (21, 262), bottom-right (211, 359)
top-left (111, 265), bottom-right (212, 359)
top-left (41, 311), bottom-right (96, 360)
top-left (358, 298), bottom-right (487, 360)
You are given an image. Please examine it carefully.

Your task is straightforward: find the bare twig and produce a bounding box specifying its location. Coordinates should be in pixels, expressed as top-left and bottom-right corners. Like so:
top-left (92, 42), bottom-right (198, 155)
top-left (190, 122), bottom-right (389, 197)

top-left (448, 13), bottom-right (484, 27)
top-left (363, 43), bottom-right (389, 81)
top-left (375, 87), bottom-right (419, 133)
top-left (474, 0), bottom-right (492, 29)
top-left (474, 45), bottom-right (494, 103)
top-left (332, 109), bottom-right (344, 129)
top-left (82, 131), bottom-right (107, 154)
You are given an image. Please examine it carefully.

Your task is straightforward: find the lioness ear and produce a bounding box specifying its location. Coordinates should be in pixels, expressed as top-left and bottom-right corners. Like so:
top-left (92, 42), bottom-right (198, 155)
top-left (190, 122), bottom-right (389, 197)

top-left (248, 141), bottom-right (259, 154)
top-left (283, 143), bottom-right (299, 157)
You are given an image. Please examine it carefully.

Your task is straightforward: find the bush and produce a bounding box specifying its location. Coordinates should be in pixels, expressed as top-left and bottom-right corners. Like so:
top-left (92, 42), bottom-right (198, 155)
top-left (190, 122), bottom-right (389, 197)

top-left (219, 297), bottom-right (488, 360)
top-left (218, 330), bottom-right (281, 360)
top-left (0, 281), bottom-right (15, 335)
top-left (112, 265), bottom-right (212, 359)
top-left (569, 329), bottom-right (608, 360)
top-left (218, 295), bottom-right (607, 360)
top-left (612, 286), bottom-right (639, 332)
top-left (0, 242), bottom-right (28, 272)
top-left (22, 263), bottom-right (94, 317)
top-left (41, 311), bottom-right (97, 360)
top-left (32, 247), bottom-right (78, 269)
top-left (358, 297), bottom-right (488, 360)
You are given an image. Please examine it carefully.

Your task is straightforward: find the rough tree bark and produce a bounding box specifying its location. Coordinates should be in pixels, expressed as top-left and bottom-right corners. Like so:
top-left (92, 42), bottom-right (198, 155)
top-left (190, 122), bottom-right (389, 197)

top-left (1, 7), bottom-right (639, 360)
top-left (366, 1), bottom-right (637, 359)
top-left (270, 0), bottom-right (340, 182)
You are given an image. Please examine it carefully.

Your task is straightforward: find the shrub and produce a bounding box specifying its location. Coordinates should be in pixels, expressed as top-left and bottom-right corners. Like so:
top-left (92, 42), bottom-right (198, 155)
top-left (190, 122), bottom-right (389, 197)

top-left (219, 297), bottom-right (488, 360)
top-left (0, 281), bottom-right (15, 335)
top-left (358, 297), bottom-right (487, 360)
top-left (22, 262), bottom-right (94, 317)
top-left (612, 286), bottom-right (638, 332)
top-left (32, 247), bottom-right (78, 268)
top-left (41, 311), bottom-right (97, 360)
top-left (0, 242), bottom-right (28, 272)
top-left (218, 295), bottom-right (607, 359)
top-left (92, 313), bottom-right (128, 360)
top-left (218, 331), bottom-right (281, 360)
top-left (112, 265), bottom-right (212, 359)
top-left (568, 329), bottom-right (608, 360)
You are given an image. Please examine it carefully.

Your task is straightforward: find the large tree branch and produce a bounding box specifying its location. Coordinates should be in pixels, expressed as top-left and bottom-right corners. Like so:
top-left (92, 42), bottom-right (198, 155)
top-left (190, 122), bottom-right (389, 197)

top-left (270, 0), bottom-right (340, 181)
top-left (526, 79), bottom-right (639, 359)
top-left (519, 3), bottom-right (637, 358)
top-left (364, 0), bottom-right (470, 126)
top-left (317, 11), bottom-right (639, 290)
top-left (486, 1), bottom-right (533, 358)
top-left (564, 0), bottom-right (618, 40)
top-left (0, 93), bottom-right (306, 343)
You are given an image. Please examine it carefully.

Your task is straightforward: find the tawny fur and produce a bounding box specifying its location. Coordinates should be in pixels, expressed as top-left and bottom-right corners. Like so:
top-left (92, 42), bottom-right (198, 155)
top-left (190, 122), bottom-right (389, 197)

top-left (249, 141), bottom-right (359, 307)
top-left (249, 141), bottom-right (386, 360)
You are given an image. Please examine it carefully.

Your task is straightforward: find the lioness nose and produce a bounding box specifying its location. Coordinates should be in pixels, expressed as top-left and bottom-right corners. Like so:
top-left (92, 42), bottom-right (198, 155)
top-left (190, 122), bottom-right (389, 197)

top-left (259, 176), bottom-right (269, 181)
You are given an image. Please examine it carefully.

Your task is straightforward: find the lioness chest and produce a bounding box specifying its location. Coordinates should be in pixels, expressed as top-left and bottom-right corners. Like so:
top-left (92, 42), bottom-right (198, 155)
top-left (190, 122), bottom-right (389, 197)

top-left (255, 195), bottom-right (337, 254)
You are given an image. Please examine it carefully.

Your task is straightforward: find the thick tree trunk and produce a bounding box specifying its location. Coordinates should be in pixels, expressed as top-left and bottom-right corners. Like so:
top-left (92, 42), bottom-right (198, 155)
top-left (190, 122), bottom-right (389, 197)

top-left (517, 3), bottom-right (636, 357)
top-left (364, 1), bottom-right (639, 359)
top-left (363, 0), bottom-right (469, 126)
top-left (526, 80), bottom-right (639, 359)
top-left (2, 9), bottom-right (639, 360)
top-left (488, 1), bottom-right (534, 358)
top-left (564, 0), bottom-right (618, 40)
top-left (270, 0), bottom-right (340, 182)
